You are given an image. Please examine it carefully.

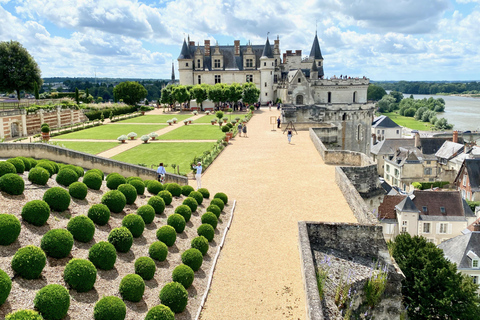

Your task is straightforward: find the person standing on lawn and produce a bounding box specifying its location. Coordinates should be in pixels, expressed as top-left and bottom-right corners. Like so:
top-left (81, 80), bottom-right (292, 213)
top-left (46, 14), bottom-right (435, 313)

top-left (192, 162), bottom-right (202, 189)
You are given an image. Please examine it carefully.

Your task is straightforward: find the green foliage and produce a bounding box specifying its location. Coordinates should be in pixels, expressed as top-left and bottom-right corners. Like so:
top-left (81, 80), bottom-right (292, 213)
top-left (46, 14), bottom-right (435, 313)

top-left (83, 171), bottom-right (103, 190)
top-left (137, 204), bottom-right (155, 224)
top-left (201, 212), bottom-right (218, 229)
top-left (364, 263), bottom-right (388, 308)
top-left (93, 296), bottom-right (126, 320)
top-left (210, 198), bottom-right (224, 211)
top-left (144, 305), bottom-right (175, 320)
top-left (182, 197), bottom-right (198, 212)
top-left (197, 223), bottom-right (215, 242)
top-left (156, 225), bottom-right (177, 247)
top-left (198, 187), bottom-right (210, 199)
top-left (63, 258), bottom-right (97, 292)
top-left (189, 191), bottom-right (203, 205)
top-left (174, 205), bottom-right (192, 222)
top-left (56, 168), bottom-right (79, 187)
top-left (0, 161), bottom-right (17, 177)
top-left (113, 81), bottom-right (148, 105)
top-left (191, 236), bottom-right (209, 256)
top-left (172, 264), bottom-right (194, 289)
top-left (149, 241), bottom-right (168, 261)
top-left (0, 268), bottom-right (12, 306)
top-left (191, 84), bottom-right (208, 108)
top-left (181, 248), bottom-right (203, 271)
top-left (108, 227), bottom-right (133, 253)
top-left (181, 185), bottom-right (195, 196)
top-left (128, 179), bottom-right (145, 195)
top-left (167, 214), bottom-right (186, 233)
top-left (87, 168), bottom-right (104, 180)
top-left (87, 203), bottom-right (110, 225)
top-left (5, 309), bottom-right (44, 320)
top-left (21, 200), bottom-right (50, 226)
top-left (367, 84), bottom-right (387, 101)
top-left (207, 205), bottom-right (221, 218)
top-left (35, 162), bottom-right (54, 177)
top-left (119, 274), bottom-right (145, 302)
top-left (61, 165), bottom-right (84, 177)
top-left (147, 180), bottom-right (164, 195)
top-left (0, 214), bottom-right (21, 245)
top-left (166, 183), bottom-right (182, 197)
top-left (158, 190), bottom-right (173, 205)
top-left (148, 196), bottom-right (166, 215)
top-left (0, 173), bottom-right (25, 195)
top-left (213, 192), bottom-right (228, 205)
top-left (11, 245), bottom-right (46, 279)
top-left (172, 85), bottom-right (190, 104)
top-left (134, 256), bottom-right (156, 280)
top-left (467, 200), bottom-right (480, 212)
top-left (34, 284), bottom-right (70, 320)
top-left (242, 82), bottom-right (260, 105)
top-left (6, 158), bottom-right (25, 174)
top-left (43, 187), bottom-right (70, 212)
top-left (117, 183), bottom-right (137, 205)
top-left (68, 181), bottom-right (88, 200)
top-left (40, 229), bottom-right (74, 259)
top-left (159, 282), bottom-right (189, 313)
top-left (101, 190), bottom-right (127, 213)
top-left (122, 214), bottom-right (145, 238)
top-left (88, 241), bottom-right (117, 270)
top-left (67, 215), bottom-right (95, 243)
top-left (221, 125), bottom-right (230, 133)
top-left (28, 167), bottom-right (50, 185)
top-left (106, 174), bottom-right (126, 190)
top-left (412, 181), bottom-right (450, 190)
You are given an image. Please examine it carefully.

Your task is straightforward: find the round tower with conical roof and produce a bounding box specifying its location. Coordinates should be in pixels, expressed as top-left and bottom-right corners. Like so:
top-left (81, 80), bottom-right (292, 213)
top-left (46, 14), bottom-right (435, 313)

top-left (259, 37), bottom-right (275, 104)
top-left (178, 39), bottom-right (194, 85)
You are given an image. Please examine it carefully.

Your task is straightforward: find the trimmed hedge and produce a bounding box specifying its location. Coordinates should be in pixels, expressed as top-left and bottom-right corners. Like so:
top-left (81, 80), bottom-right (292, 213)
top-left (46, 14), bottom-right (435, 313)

top-left (206, 204), bottom-right (221, 218)
top-left (128, 179), bottom-right (145, 195)
top-left (69, 181), bottom-right (88, 200)
top-left (201, 212), bottom-right (218, 229)
top-left (41, 229), bottom-right (74, 259)
top-left (63, 258), bottom-right (97, 292)
top-left (214, 192), bottom-right (228, 204)
top-left (172, 264), bottom-right (194, 289)
top-left (159, 282), bottom-right (188, 313)
top-left (191, 236), bottom-right (209, 256)
top-left (88, 204), bottom-right (110, 225)
top-left (0, 161), bottom-right (16, 178)
top-left (89, 241), bottom-right (117, 270)
top-left (197, 223), bottom-right (215, 242)
top-left (167, 214), bottom-right (186, 233)
top-left (87, 168), bottom-right (104, 179)
top-left (0, 214), bottom-right (21, 245)
top-left (210, 198), bottom-right (224, 211)
top-left (149, 241), bottom-right (168, 261)
top-left (43, 187), bottom-right (70, 212)
top-left (117, 183), bottom-right (137, 205)
top-left (134, 257), bottom-right (156, 280)
top-left (0, 268), bottom-right (12, 306)
top-left (157, 190), bottom-right (173, 206)
top-left (56, 168), bottom-right (79, 187)
top-left (11, 245), bottom-right (46, 279)
top-left (62, 165), bottom-right (84, 178)
top-left (144, 305), bottom-right (175, 320)
top-left (5, 310), bottom-right (44, 320)
top-left (101, 190), bottom-right (127, 213)
top-left (6, 158), bottom-right (25, 174)
top-left (28, 167), bottom-right (50, 185)
top-left (181, 185), bottom-right (194, 197)
top-left (0, 173), bottom-right (25, 195)
top-left (148, 196), bottom-right (165, 215)
top-left (198, 188), bottom-right (210, 199)
top-left (147, 180), bottom-right (164, 195)
top-left (166, 183), bottom-right (181, 197)
top-left (108, 227), bottom-right (133, 253)
top-left (119, 274), bottom-right (145, 302)
top-left (189, 191), bottom-right (203, 205)
top-left (137, 205), bottom-right (155, 224)
top-left (67, 215), bottom-right (95, 243)
top-left (182, 197), bottom-right (198, 212)
top-left (156, 226), bottom-right (176, 247)
top-left (181, 248), bottom-right (203, 271)
top-left (94, 296), bottom-right (126, 320)
top-left (83, 172), bottom-right (102, 190)
top-left (35, 161), bottom-right (54, 177)
top-left (106, 174), bottom-right (126, 190)
top-left (22, 200), bottom-right (50, 226)
top-left (34, 284), bottom-right (70, 320)
top-left (122, 214), bottom-right (145, 238)
top-left (174, 205), bottom-right (192, 222)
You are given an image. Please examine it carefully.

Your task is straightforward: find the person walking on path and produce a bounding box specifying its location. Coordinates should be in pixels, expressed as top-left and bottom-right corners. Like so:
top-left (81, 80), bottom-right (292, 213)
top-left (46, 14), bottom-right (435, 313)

top-left (237, 122), bottom-right (243, 137)
top-left (192, 162), bottom-right (203, 189)
top-left (242, 124), bottom-right (247, 137)
top-left (157, 163), bottom-right (166, 183)
top-left (287, 130), bottom-right (292, 144)
top-left (277, 116), bottom-right (281, 128)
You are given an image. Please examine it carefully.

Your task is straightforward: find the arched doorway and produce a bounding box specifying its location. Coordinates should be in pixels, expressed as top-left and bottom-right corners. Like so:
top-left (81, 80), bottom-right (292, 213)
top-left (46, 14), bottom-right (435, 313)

top-left (11, 122), bottom-right (19, 138)
top-left (296, 95), bottom-right (304, 105)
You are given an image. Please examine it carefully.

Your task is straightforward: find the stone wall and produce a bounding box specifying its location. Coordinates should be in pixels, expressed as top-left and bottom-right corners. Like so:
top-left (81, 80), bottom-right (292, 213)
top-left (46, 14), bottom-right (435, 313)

top-left (0, 143), bottom-right (188, 184)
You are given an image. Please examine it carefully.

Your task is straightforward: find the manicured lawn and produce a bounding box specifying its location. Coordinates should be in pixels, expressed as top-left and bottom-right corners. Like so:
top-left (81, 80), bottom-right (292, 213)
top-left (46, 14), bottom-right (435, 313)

top-left (382, 112), bottom-right (434, 131)
top-left (157, 125), bottom-right (225, 140)
top-left (57, 141), bottom-right (119, 154)
top-left (195, 113), bottom-right (248, 123)
top-left (54, 124), bottom-right (166, 140)
top-left (117, 114), bottom-right (191, 124)
top-left (112, 142), bottom-right (215, 174)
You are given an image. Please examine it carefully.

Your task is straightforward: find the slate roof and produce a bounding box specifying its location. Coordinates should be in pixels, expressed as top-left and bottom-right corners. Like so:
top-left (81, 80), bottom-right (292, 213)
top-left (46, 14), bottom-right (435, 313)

top-left (372, 115), bottom-right (400, 129)
top-left (178, 39), bottom-right (192, 59)
top-left (396, 196), bottom-right (419, 213)
top-left (378, 195), bottom-right (406, 220)
top-left (309, 33), bottom-right (323, 60)
top-left (413, 190), bottom-right (474, 217)
top-left (464, 159), bottom-right (480, 190)
top-left (262, 38), bottom-right (274, 58)
top-left (435, 141), bottom-right (464, 160)
top-left (381, 181), bottom-right (393, 194)
top-left (311, 60), bottom-right (318, 72)
top-left (419, 138), bottom-right (451, 155)
top-left (438, 231), bottom-right (480, 269)
top-left (370, 139), bottom-right (415, 156)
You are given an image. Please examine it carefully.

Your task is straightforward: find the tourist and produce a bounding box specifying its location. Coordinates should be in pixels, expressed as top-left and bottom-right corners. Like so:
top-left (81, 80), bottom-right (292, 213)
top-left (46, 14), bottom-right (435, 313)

top-left (237, 122), bottom-right (243, 137)
top-left (287, 130), bottom-right (292, 144)
top-left (277, 102), bottom-right (281, 110)
top-left (157, 163), bottom-right (166, 183)
top-left (243, 124), bottom-right (247, 137)
top-left (277, 116), bottom-right (281, 128)
top-left (192, 162), bottom-right (202, 190)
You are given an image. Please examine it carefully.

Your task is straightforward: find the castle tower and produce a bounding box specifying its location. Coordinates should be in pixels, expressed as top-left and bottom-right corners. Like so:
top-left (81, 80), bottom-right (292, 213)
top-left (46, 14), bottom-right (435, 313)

top-left (309, 32), bottom-right (324, 78)
top-left (310, 60), bottom-right (318, 80)
top-left (178, 39), bottom-right (193, 85)
top-left (259, 37), bottom-right (275, 103)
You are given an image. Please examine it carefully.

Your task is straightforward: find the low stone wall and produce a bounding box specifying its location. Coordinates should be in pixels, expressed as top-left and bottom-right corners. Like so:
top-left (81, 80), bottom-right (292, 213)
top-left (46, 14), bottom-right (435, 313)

top-left (0, 143), bottom-right (188, 184)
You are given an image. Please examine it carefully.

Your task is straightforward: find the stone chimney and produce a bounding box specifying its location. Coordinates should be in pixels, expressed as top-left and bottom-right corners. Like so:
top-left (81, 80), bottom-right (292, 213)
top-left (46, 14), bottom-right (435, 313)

top-left (474, 223), bottom-right (480, 232)
top-left (295, 50), bottom-right (302, 56)
top-left (204, 40), bottom-right (210, 56)
top-left (189, 41), bottom-right (195, 47)
top-left (283, 53), bottom-right (286, 61)
top-left (414, 132), bottom-right (421, 149)
top-left (453, 130), bottom-right (458, 143)
top-left (234, 40), bottom-right (240, 55)
top-left (274, 37), bottom-right (280, 55)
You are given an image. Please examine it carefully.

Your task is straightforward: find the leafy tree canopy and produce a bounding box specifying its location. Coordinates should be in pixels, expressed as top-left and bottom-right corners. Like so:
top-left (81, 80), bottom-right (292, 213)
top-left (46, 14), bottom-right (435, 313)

top-left (113, 81), bottom-right (147, 106)
top-left (367, 84), bottom-right (387, 101)
top-left (242, 82), bottom-right (260, 105)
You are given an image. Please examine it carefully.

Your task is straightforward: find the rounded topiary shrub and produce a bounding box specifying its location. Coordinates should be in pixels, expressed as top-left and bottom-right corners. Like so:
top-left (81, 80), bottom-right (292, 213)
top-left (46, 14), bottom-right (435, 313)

top-left (149, 241), bottom-right (168, 261)
top-left (166, 183), bottom-right (181, 197)
top-left (106, 172), bottom-right (121, 181)
top-left (83, 172), bottom-right (102, 190)
top-left (5, 309), bottom-right (44, 320)
top-left (147, 180), bottom-right (164, 195)
top-left (181, 248), bottom-right (203, 271)
top-left (144, 305), bottom-right (174, 320)
top-left (28, 167), bottom-right (50, 185)
top-left (27, 157), bottom-right (38, 167)
top-left (49, 161), bottom-right (59, 174)
top-left (11, 245), bottom-right (46, 279)
top-left (201, 212), bottom-right (218, 229)
top-left (88, 204), bottom-right (111, 225)
top-left (198, 188), bottom-right (210, 199)
top-left (214, 192), bottom-right (228, 205)
top-left (117, 183), bottom-right (137, 205)
top-left (174, 205), bottom-right (192, 222)
top-left (67, 215), bottom-right (95, 243)
top-left (134, 257), bottom-right (156, 280)
top-left (101, 190), bottom-right (127, 213)
top-left (126, 176), bottom-right (142, 183)
top-left (197, 223), bottom-right (215, 242)
top-left (88, 241), bottom-right (117, 270)
top-left (206, 204), bottom-right (221, 218)
top-left (55, 168), bottom-right (79, 187)
top-left (40, 229), bottom-right (74, 259)
top-left (36, 161), bottom-right (54, 177)
top-left (63, 258), bottom-right (97, 292)
top-left (21, 200), bottom-right (50, 227)
top-left (143, 179), bottom-right (155, 188)
top-left (0, 161), bottom-right (17, 178)
top-left (189, 191), bottom-right (203, 205)
top-left (182, 197), bottom-right (198, 212)
top-left (17, 157), bottom-right (32, 171)
top-left (128, 179), bottom-right (145, 195)
top-left (137, 205), bottom-right (155, 224)
top-left (167, 214), bottom-right (186, 233)
top-left (43, 187), bottom-right (70, 212)
top-left (94, 296), bottom-right (126, 320)
top-left (106, 174), bottom-right (126, 190)
top-left (119, 274), bottom-right (145, 302)
top-left (0, 173), bottom-right (25, 195)
top-left (0, 268), bottom-right (12, 306)
top-left (181, 185), bottom-right (194, 197)
top-left (210, 198), bottom-right (225, 211)
top-left (108, 227), bottom-right (133, 253)
top-left (148, 196), bottom-right (165, 215)
top-left (6, 158), bottom-right (25, 174)
top-left (157, 190), bottom-right (173, 206)
top-left (159, 282), bottom-right (188, 313)
top-left (87, 168), bottom-right (104, 180)
top-left (33, 284), bottom-right (70, 320)
top-left (172, 264), bottom-right (194, 289)
top-left (62, 165), bottom-right (84, 178)
top-left (122, 214), bottom-right (145, 238)
top-left (156, 226), bottom-right (176, 247)
top-left (191, 236), bottom-right (209, 256)
top-left (0, 214), bottom-right (21, 245)
top-left (68, 181), bottom-right (88, 200)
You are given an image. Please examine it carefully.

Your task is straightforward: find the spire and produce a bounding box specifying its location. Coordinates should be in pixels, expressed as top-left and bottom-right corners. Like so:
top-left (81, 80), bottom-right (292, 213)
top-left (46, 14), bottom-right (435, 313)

top-left (178, 39), bottom-right (191, 59)
top-left (311, 60), bottom-right (318, 72)
top-left (171, 61), bottom-right (175, 82)
top-left (309, 32), bottom-right (323, 60)
top-left (261, 37), bottom-right (274, 58)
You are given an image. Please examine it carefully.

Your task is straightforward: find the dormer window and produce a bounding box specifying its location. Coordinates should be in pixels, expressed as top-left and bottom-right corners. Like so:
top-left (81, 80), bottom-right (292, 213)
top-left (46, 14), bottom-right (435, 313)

top-left (473, 260), bottom-right (479, 268)
top-left (440, 207), bottom-right (445, 213)
top-left (214, 59), bottom-right (221, 68)
top-left (186, 62), bottom-right (189, 67)
top-left (422, 206), bottom-right (427, 213)
top-left (246, 59), bottom-right (253, 68)
top-left (197, 59), bottom-right (201, 68)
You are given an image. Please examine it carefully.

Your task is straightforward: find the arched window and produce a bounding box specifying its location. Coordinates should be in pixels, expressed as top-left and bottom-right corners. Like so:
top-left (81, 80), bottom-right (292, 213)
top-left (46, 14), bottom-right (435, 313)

top-left (296, 95), bottom-right (303, 105)
top-left (353, 91), bottom-right (357, 103)
top-left (328, 92), bottom-right (332, 103)
top-left (198, 75), bottom-right (201, 84)
top-left (342, 113), bottom-right (346, 121)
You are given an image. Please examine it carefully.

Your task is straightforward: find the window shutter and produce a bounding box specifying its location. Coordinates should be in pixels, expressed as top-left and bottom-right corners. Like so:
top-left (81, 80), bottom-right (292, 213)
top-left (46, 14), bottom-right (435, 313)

top-left (436, 223), bottom-right (440, 234)
top-left (448, 223), bottom-right (452, 234)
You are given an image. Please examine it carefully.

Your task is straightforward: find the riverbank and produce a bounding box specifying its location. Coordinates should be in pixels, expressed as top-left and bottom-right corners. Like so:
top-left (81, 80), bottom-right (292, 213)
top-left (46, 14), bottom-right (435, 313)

top-left (380, 112), bottom-right (438, 131)
top-left (435, 93), bottom-right (480, 98)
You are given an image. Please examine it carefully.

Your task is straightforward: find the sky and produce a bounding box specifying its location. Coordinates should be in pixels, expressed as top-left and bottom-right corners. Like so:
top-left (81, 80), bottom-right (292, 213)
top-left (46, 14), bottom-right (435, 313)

top-left (0, 0), bottom-right (479, 81)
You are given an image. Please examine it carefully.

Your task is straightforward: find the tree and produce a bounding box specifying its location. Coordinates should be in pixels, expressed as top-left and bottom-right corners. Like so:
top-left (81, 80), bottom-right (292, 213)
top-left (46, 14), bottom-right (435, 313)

top-left (389, 91), bottom-right (404, 103)
top-left (160, 85), bottom-right (174, 107)
top-left (377, 95), bottom-right (396, 113)
top-left (113, 81), bottom-right (148, 106)
top-left (34, 81), bottom-right (39, 100)
top-left (367, 84), bottom-right (386, 101)
top-left (191, 84), bottom-right (208, 110)
top-left (172, 85), bottom-right (190, 108)
top-left (208, 84), bottom-right (225, 108)
top-left (0, 40), bottom-right (42, 101)
top-left (226, 83), bottom-right (243, 105)
top-left (391, 233), bottom-right (480, 320)
top-left (75, 87), bottom-right (79, 104)
top-left (242, 82), bottom-right (260, 105)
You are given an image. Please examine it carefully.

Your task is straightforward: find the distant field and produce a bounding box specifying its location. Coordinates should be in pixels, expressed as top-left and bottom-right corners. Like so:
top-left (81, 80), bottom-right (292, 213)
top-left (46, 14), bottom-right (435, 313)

top-left (117, 114), bottom-right (191, 124)
top-left (157, 125), bottom-right (225, 140)
top-left (54, 124), bottom-right (166, 140)
top-left (57, 141), bottom-right (119, 154)
top-left (382, 112), bottom-right (434, 131)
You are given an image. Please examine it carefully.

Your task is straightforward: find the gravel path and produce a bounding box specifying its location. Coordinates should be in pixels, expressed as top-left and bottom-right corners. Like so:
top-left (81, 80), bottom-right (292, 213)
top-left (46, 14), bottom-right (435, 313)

top-left (196, 108), bottom-right (357, 320)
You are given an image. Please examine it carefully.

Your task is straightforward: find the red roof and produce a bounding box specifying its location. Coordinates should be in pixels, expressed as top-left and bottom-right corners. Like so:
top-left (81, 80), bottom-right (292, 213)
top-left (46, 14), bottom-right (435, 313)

top-left (378, 195), bottom-right (406, 220)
